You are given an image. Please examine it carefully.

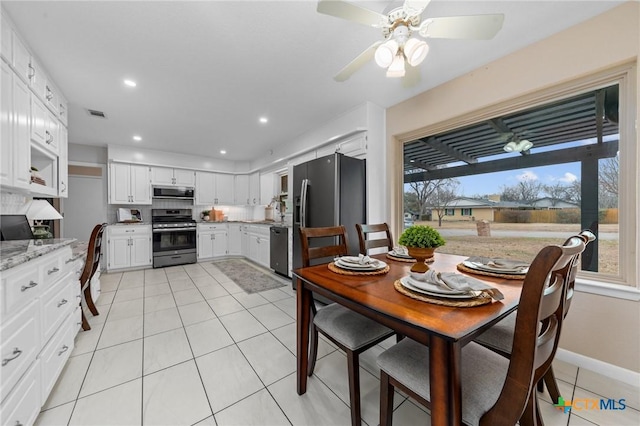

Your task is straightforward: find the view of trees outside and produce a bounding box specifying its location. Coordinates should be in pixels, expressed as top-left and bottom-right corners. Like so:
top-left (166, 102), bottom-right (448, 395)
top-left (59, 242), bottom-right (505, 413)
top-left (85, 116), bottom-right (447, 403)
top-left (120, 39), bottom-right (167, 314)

top-left (403, 154), bottom-right (620, 277)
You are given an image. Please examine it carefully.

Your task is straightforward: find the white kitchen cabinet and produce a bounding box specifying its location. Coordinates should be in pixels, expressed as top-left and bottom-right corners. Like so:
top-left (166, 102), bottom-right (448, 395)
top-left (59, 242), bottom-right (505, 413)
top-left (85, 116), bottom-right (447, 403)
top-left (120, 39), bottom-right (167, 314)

top-left (195, 171), bottom-right (234, 205)
top-left (215, 173), bottom-right (235, 205)
top-left (58, 125), bottom-right (68, 197)
top-left (108, 163), bottom-right (151, 205)
top-left (57, 92), bottom-right (68, 127)
top-left (197, 224), bottom-right (228, 260)
top-left (10, 27), bottom-right (30, 84)
top-left (227, 224), bottom-right (242, 255)
top-left (195, 171), bottom-right (215, 205)
top-left (1, 61), bottom-right (14, 187)
top-left (259, 172), bottom-right (274, 205)
top-left (0, 244), bottom-right (79, 426)
top-left (30, 94), bottom-right (48, 147)
top-left (151, 167), bottom-right (195, 187)
top-left (0, 11), bottom-right (11, 63)
top-left (245, 225), bottom-right (270, 268)
top-left (249, 172), bottom-right (260, 205)
top-left (235, 175), bottom-right (249, 205)
top-left (241, 225), bottom-right (249, 257)
top-left (106, 225), bottom-right (152, 271)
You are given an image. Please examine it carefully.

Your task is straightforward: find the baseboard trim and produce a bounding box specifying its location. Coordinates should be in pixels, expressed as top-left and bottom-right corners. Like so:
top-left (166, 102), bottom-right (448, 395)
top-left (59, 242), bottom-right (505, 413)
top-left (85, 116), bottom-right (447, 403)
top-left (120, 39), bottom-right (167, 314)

top-left (556, 348), bottom-right (640, 388)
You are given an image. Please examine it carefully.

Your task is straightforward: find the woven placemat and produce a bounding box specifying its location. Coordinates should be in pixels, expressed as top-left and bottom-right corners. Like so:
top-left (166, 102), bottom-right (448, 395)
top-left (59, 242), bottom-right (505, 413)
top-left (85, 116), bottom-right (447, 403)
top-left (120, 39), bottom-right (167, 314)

top-left (328, 262), bottom-right (390, 276)
top-left (386, 253), bottom-right (416, 263)
top-left (456, 263), bottom-right (525, 280)
top-left (394, 280), bottom-right (491, 307)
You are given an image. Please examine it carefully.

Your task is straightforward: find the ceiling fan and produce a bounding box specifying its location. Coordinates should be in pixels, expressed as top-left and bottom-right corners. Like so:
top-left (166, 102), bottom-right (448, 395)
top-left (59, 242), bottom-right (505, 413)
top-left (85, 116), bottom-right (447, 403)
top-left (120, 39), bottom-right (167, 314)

top-left (317, 0), bottom-right (504, 82)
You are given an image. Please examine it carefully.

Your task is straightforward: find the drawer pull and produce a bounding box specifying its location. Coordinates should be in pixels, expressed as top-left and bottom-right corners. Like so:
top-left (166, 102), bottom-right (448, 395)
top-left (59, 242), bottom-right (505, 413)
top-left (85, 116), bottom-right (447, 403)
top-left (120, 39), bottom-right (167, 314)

top-left (65, 258), bottom-right (75, 264)
top-left (58, 345), bottom-right (69, 356)
top-left (58, 299), bottom-right (68, 307)
top-left (20, 281), bottom-right (38, 292)
top-left (15, 421), bottom-right (24, 426)
top-left (48, 267), bottom-right (60, 275)
top-left (2, 348), bottom-right (23, 366)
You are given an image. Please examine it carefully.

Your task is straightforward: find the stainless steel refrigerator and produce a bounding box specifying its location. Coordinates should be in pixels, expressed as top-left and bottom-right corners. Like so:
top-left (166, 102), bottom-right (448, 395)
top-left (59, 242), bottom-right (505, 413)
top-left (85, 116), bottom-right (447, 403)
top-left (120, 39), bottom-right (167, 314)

top-left (292, 153), bottom-right (366, 273)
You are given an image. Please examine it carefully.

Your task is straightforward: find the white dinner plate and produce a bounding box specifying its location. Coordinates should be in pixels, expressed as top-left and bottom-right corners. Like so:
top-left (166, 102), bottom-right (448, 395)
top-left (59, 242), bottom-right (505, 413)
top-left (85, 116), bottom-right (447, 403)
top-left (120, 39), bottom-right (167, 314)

top-left (388, 250), bottom-right (413, 259)
top-left (462, 260), bottom-right (528, 274)
top-left (400, 277), bottom-right (477, 299)
top-left (335, 259), bottom-right (387, 271)
top-left (403, 276), bottom-right (468, 295)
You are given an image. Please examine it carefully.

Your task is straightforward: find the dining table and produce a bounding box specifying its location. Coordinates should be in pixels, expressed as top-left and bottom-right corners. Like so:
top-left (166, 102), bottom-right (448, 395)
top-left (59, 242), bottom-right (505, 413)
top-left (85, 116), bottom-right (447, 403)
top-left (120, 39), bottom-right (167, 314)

top-left (292, 252), bottom-right (525, 426)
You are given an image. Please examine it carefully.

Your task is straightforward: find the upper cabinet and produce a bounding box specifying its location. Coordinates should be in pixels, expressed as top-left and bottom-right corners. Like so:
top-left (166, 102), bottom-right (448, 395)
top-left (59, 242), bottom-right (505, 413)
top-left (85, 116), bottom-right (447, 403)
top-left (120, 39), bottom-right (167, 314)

top-left (150, 167), bottom-right (195, 187)
top-left (195, 172), bottom-right (234, 205)
top-left (235, 175), bottom-right (249, 205)
top-left (109, 163), bottom-right (151, 205)
top-left (249, 172), bottom-right (260, 206)
top-left (0, 9), bottom-right (69, 198)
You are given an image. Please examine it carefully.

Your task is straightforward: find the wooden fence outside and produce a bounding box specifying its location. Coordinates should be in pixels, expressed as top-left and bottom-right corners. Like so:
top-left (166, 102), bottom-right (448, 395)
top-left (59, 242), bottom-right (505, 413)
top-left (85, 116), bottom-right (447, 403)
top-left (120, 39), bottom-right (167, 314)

top-left (494, 208), bottom-right (618, 224)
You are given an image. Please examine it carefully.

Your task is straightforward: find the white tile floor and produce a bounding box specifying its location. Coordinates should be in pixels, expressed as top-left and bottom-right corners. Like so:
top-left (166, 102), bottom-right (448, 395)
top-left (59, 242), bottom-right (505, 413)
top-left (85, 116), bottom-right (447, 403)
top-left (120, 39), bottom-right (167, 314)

top-left (35, 260), bottom-right (639, 426)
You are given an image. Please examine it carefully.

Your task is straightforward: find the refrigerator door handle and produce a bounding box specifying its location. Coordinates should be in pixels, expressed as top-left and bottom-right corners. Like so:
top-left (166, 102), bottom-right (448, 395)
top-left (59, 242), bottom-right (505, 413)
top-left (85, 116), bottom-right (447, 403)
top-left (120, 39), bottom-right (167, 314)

top-left (300, 179), bottom-right (308, 228)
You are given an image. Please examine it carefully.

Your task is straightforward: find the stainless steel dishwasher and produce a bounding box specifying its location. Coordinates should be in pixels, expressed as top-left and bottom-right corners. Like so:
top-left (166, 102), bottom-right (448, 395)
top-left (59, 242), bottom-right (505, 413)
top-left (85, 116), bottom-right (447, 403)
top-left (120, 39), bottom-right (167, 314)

top-left (270, 226), bottom-right (288, 277)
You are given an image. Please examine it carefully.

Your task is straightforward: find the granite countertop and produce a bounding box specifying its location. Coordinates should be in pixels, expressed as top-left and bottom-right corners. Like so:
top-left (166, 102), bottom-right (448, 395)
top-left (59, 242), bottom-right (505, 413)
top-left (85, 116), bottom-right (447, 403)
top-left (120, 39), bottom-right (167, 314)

top-left (200, 220), bottom-right (292, 228)
top-left (0, 238), bottom-right (76, 271)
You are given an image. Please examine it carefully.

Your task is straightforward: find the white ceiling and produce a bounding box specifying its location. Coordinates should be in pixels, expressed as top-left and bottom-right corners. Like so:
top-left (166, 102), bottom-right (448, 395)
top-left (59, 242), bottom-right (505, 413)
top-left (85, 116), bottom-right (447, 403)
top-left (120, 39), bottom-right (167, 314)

top-left (3, 1), bottom-right (622, 162)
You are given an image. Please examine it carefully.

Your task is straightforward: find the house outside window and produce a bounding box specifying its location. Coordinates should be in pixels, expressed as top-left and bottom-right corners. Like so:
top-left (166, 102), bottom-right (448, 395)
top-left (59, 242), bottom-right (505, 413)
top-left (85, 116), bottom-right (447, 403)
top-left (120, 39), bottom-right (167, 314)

top-left (461, 208), bottom-right (472, 216)
top-left (444, 209), bottom-right (455, 216)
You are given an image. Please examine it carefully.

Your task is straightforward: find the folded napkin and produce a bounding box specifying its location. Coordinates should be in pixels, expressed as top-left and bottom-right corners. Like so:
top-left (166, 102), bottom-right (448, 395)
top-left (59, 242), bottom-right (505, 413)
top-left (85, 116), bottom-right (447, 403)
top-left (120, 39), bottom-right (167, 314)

top-left (391, 246), bottom-right (409, 256)
top-left (466, 256), bottom-right (529, 271)
top-left (412, 270), bottom-right (504, 301)
top-left (336, 254), bottom-right (374, 265)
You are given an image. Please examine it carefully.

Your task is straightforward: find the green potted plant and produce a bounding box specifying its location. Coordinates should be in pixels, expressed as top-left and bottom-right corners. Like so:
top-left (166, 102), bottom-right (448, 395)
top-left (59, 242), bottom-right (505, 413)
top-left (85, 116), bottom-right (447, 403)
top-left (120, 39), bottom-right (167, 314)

top-left (398, 225), bottom-right (445, 273)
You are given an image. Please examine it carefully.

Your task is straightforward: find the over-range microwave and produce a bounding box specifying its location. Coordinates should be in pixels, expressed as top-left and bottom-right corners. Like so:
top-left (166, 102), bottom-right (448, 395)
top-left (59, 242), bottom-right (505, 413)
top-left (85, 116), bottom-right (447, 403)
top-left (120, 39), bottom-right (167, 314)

top-left (152, 186), bottom-right (195, 200)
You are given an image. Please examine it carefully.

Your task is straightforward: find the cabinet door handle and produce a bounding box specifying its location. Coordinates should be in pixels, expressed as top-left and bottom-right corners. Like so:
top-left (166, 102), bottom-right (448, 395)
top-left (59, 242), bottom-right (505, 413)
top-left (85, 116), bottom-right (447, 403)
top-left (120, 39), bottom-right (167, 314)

top-left (48, 267), bottom-right (60, 275)
top-left (58, 299), bottom-right (68, 307)
top-left (46, 86), bottom-right (53, 101)
top-left (2, 348), bottom-right (23, 366)
top-left (61, 181), bottom-right (67, 192)
top-left (21, 281), bottom-right (38, 292)
top-left (45, 130), bottom-right (52, 144)
top-left (28, 63), bottom-right (35, 80)
top-left (65, 258), bottom-right (74, 264)
top-left (58, 345), bottom-right (69, 356)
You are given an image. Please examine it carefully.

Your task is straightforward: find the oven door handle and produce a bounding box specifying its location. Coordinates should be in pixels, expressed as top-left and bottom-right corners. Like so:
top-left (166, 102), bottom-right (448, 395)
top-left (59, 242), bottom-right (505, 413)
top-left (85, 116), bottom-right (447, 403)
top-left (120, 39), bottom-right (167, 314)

top-left (152, 228), bottom-right (197, 233)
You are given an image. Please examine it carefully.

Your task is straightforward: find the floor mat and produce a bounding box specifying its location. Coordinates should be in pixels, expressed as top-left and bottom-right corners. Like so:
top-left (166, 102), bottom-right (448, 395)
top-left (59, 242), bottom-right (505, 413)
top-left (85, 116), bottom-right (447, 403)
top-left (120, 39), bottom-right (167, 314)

top-left (212, 259), bottom-right (287, 294)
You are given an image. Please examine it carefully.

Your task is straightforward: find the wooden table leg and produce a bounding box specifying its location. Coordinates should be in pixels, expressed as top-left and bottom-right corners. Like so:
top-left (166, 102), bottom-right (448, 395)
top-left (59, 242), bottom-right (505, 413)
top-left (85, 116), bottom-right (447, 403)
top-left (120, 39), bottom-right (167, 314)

top-left (296, 277), bottom-right (310, 395)
top-left (429, 337), bottom-right (462, 426)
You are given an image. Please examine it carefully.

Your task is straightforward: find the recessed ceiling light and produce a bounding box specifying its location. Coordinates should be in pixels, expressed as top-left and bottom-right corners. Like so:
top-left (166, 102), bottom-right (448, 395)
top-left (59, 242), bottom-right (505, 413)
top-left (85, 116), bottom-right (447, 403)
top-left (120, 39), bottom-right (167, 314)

top-left (133, 135), bottom-right (142, 141)
top-left (220, 150), bottom-right (227, 155)
top-left (259, 117), bottom-right (268, 124)
top-left (124, 79), bottom-right (137, 87)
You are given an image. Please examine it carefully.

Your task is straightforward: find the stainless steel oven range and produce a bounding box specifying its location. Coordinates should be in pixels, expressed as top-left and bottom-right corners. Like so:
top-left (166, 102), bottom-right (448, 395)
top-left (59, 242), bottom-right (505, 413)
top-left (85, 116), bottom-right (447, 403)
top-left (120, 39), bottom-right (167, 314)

top-left (151, 209), bottom-right (197, 268)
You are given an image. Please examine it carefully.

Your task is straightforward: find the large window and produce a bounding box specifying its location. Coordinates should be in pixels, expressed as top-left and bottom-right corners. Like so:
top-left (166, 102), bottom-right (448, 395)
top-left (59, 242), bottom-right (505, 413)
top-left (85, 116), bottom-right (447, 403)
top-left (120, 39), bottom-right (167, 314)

top-left (403, 83), bottom-right (628, 284)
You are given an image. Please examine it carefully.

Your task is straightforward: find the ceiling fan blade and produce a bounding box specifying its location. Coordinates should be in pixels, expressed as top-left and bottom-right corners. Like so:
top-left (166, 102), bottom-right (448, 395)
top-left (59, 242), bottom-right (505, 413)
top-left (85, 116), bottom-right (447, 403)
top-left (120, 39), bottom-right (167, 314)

top-left (403, 0), bottom-right (431, 17)
top-left (334, 41), bottom-right (382, 82)
top-left (317, 0), bottom-right (386, 27)
top-left (402, 64), bottom-right (422, 88)
top-left (419, 14), bottom-right (504, 39)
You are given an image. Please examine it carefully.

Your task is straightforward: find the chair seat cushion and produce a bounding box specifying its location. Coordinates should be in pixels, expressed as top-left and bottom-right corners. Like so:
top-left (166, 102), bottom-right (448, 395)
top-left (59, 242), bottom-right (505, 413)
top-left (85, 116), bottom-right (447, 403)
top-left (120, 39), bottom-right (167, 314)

top-left (377, 338), bottom-right (510, 425)
top-left (314, 303), bottom-right (393, 350)
top-left (474, 311), bottom-right (516, 355)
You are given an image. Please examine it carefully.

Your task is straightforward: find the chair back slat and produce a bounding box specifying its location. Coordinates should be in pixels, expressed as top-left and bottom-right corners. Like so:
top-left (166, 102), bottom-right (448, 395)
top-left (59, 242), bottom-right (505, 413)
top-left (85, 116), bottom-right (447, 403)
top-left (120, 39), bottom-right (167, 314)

top-left (299, 226), bottom-right (348, 267)
top-left (356, 223), bottom-right (393, 254)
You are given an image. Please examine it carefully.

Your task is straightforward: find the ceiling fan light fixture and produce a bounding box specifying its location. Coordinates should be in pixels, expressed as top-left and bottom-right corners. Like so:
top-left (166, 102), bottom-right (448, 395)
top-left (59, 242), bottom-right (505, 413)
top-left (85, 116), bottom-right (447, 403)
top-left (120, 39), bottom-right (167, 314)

top-left (404, 38), bottom-right (429, 66)
top-left (374, 39), bottom-right (398, 68)
top-left (386, 53), bottom-right (405, 78)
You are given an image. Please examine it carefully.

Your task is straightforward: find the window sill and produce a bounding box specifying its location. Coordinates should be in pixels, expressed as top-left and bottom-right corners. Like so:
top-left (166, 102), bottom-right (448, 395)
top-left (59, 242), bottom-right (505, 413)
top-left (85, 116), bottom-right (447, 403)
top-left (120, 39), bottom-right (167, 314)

top-left (575, 277), bottom-right (640, 301)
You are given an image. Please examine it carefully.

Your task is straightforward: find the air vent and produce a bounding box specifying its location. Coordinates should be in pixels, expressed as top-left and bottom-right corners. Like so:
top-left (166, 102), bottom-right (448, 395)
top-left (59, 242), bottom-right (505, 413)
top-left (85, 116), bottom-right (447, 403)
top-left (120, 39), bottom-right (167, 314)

top-left (87, 109), bottom-right (107, 119)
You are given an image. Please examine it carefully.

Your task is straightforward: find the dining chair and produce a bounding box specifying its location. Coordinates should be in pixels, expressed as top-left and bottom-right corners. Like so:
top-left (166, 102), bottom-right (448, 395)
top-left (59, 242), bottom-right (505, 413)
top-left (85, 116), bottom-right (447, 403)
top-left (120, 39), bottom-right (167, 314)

top-left (376, 234), bottom-right (587, 426)
top-left (355, 223), bottom-right (394, 255)
top-left (473, 229), bottom-right (595, 404)
top-left (299, 226), bottom-right (395, 426)
top-left (80, 223), bottom-right (107, 331)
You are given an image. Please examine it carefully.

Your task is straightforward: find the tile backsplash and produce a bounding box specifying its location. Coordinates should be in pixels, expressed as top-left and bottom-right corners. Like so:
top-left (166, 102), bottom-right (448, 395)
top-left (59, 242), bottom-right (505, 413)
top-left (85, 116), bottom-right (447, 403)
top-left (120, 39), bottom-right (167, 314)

top-left (106, 200), bottom-right (271, 223)
top-left (0, 193), bottom-right (29, 214)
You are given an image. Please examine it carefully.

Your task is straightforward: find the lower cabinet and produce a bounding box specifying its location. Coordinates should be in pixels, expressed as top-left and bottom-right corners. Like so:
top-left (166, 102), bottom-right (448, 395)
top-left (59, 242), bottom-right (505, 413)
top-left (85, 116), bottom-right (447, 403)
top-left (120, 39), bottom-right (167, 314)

top-left (245, 225), bottom-right (270, 268)
top-left (106, 225), bottom-right (152, 271)
top-left (0, 244), bottom-right (80, 426)
top-left (197, 224), bottom-right (228, 260)
top-left (227, 224), bottom-right (242, 256)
